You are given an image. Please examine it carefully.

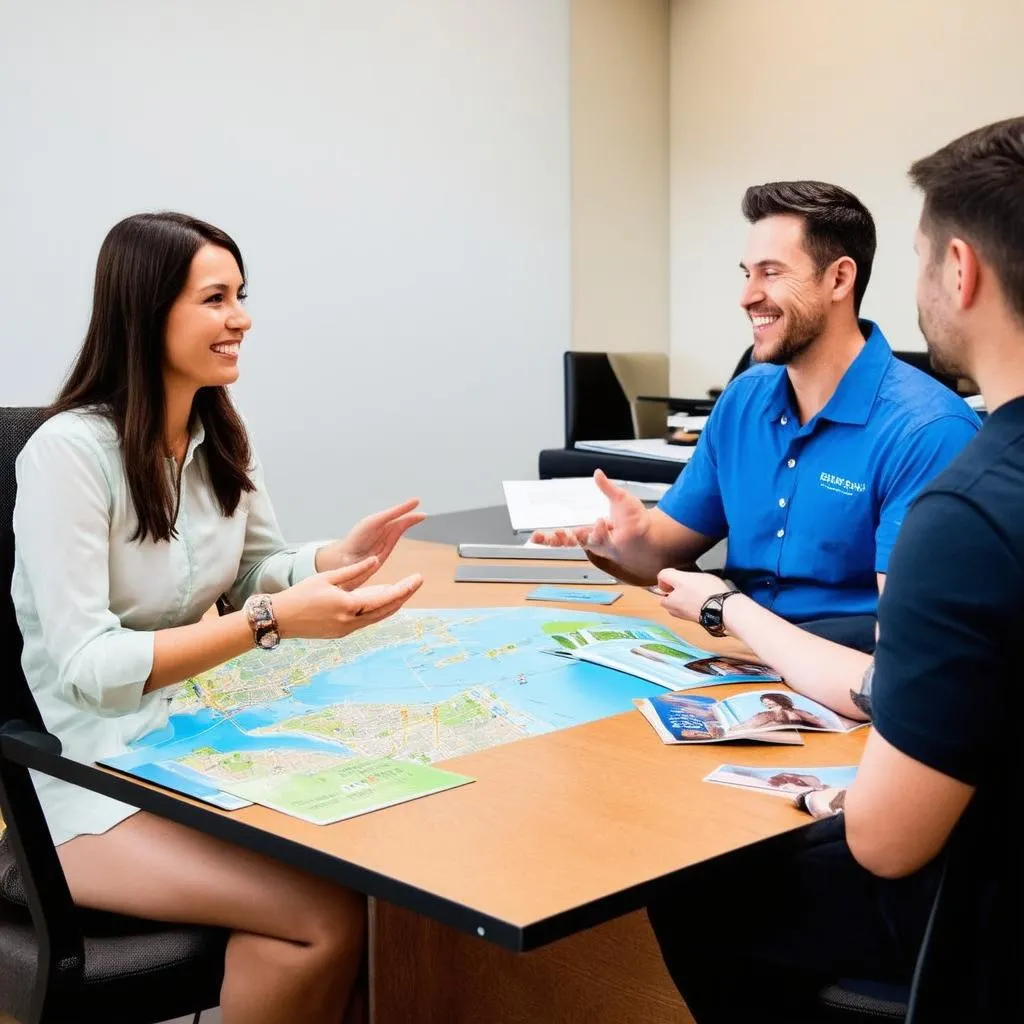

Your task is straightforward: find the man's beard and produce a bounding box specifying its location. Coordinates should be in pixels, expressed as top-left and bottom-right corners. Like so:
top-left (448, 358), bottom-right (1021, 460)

top-left (917, 259), bottom-right (968, 379)
top-left (752, 304), bottom-right (829, 366)
top-left (917, 305), bottom-right (967, 379)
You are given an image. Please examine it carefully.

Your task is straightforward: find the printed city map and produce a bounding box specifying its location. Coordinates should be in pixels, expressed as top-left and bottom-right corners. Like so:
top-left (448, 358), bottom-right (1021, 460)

top-left (102, 608), bottom-right (670, 820)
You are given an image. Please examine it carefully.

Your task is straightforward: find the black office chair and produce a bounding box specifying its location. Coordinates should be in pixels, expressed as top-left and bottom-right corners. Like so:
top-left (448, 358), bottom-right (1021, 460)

top-left (0, 406), bottom-right (227, 1024)
top-left (561, 351), bottom-right (638, 448)
top-left (704, 345), bottom-right (754, 400)
top-left (818, 979), bottom-right (909, 1021)
top-left (822, 833), bottom-right (1020, 1022)
top-left (539, 351), bottom-right (681, 484)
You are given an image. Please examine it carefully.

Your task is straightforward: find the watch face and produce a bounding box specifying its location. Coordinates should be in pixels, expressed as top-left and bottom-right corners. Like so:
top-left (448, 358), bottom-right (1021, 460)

top-left (700, 599), bottom-right (726, 636)
top-left (701, 606), bottom-right (723, 629)
top-left (256, 627), bottom-right (280, 650)
top-left (252, 604), bottom-right (274, 629)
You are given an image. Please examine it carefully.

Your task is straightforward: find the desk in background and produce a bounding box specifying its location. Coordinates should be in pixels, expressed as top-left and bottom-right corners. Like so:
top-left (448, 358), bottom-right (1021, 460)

top-left (538, 444), bottom-right (685, 484)
top-left (11, 539), bottom-right (865, 1023)
top-left (409, 505), bottom-right (727, 575)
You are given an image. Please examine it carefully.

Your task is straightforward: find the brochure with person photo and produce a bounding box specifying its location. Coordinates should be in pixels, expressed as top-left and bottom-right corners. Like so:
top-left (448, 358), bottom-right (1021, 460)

top-left (636, 690), bottom-right (866, 745)
top-left (542, 621), bottom-right (780, 691)
top-left (703, 763), bottom-right (858, 798)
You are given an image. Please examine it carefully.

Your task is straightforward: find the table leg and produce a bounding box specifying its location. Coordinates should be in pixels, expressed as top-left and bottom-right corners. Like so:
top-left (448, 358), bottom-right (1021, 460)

top-left (368, 901), bottom-right (692, 1024)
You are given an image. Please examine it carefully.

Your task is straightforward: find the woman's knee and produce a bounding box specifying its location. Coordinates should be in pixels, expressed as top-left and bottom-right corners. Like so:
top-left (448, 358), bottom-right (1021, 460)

top-left (303, 882), bottom-right (367, 958)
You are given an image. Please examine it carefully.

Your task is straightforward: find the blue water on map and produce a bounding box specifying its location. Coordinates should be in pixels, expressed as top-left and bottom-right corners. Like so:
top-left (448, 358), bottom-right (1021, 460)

top-left (234, 608), bottom-right (666, 732)
top-left (109, 708), bottom-right (357, 764)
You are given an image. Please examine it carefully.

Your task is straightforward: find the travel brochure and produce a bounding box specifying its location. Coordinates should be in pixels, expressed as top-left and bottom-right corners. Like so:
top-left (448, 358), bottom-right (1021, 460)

top-left (542, 621), bottom-right (781, 690)
top-left (636, 690), bottom-right (865, 745)
top-left (704, 763), bottom-right (859, 798)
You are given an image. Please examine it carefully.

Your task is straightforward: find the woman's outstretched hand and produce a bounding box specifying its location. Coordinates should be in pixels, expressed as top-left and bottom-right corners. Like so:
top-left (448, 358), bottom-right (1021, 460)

top-left (274, 557), bottom-right (423, 639)
top-left (316, 498), bottom-right (426, 583)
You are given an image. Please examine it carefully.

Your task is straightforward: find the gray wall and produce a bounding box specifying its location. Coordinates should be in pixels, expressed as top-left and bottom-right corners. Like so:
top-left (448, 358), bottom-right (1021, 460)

top-left (0, 0), bottom-right (570, 537)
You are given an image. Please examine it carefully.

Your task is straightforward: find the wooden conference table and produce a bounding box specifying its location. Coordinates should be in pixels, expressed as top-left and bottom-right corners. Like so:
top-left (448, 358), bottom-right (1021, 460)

top-left (16, 538), bottom-right (867, 1023)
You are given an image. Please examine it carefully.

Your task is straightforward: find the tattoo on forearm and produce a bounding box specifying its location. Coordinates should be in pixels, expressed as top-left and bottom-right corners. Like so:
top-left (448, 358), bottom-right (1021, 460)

top-left (850, 661), bottom-right (874, 719)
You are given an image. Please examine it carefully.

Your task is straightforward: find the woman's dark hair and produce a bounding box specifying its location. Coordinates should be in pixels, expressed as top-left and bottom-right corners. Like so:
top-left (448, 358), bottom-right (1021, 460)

top-left (49, 212), bottom-right (255, 542)
top-left (761, 692), bottom-right (794, 710)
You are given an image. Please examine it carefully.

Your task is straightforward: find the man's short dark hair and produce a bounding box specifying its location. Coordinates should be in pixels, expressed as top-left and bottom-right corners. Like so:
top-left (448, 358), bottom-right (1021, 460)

top-left (741, 181), bottom-right (877, 314)
top-left (909, 116), bottom-right (1024, 323)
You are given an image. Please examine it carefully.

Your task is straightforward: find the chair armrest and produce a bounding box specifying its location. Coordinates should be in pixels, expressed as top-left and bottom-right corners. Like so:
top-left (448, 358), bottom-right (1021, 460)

top-left (0, 721), bottom-right (85, 1005)
top-left (0, 721), bottom-right (61, 757)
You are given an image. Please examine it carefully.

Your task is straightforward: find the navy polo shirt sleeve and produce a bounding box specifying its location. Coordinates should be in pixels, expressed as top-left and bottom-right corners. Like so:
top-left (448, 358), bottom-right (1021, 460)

top-left (657, 403), bottom-right (728, 539)
top-left (873, 415), bottom-right (979, 573)
top-left (873, 491), bottom-right (1018, 785)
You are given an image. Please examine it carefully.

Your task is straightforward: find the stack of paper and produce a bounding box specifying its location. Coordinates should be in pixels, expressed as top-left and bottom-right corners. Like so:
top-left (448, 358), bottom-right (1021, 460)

top-left (502, 478), bottom-right (669, 534)
top-left (666, 413), bottom-right (709, 431)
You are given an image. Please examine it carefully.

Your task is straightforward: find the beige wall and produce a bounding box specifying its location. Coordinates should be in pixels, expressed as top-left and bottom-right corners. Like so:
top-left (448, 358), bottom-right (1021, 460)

top-left (669, 0), bottom-right (1024, 394)
top-left (572, 0), bottom-right (670, 354)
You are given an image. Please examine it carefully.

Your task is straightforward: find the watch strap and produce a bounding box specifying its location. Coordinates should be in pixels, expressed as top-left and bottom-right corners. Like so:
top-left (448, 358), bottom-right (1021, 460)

top-left (243, 593), bottom-right (280, 650)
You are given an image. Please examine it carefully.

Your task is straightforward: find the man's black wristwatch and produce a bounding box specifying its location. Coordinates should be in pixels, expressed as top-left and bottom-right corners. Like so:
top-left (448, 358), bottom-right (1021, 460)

top-left (699, 590), bottom-right (741, 637)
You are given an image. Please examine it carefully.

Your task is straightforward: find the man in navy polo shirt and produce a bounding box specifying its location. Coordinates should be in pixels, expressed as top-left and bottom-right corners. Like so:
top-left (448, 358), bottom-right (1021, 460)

top-left (534, 181), bottom-right (978, 651)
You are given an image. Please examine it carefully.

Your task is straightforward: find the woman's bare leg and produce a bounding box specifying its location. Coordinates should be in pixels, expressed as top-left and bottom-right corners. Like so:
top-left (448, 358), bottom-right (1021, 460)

top-left (58, 811), bottom-right (365, 1024)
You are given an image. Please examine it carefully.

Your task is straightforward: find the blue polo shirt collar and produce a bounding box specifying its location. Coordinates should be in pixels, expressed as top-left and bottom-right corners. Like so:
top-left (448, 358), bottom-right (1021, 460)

top-left (762, 320), bottom-right (892, 427)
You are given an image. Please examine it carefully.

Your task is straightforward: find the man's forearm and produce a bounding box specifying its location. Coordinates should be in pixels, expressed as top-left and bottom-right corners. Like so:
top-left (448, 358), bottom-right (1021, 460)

top-left (723, 595), bottom-right (872, 719)
top-left (584, 550), bottom-right (664, 587)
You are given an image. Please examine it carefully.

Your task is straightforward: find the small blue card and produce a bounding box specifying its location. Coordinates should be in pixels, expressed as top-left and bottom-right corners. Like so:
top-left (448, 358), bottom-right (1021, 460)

top-left (525, 586), bottom-right (623, 605)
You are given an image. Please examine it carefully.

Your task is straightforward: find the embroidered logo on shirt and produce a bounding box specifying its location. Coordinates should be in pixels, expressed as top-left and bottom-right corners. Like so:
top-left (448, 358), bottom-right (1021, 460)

top-left (819, 471), bottom-right (866, 496)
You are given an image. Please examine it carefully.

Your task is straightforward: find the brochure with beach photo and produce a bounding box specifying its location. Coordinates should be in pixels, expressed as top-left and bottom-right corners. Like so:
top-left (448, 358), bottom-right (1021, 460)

top-left (542, 621), bottom-right (780, 691)
top-left (636, 690), bottom-right (865, 745)
top-left (703, 763), bottom-right (859, 798)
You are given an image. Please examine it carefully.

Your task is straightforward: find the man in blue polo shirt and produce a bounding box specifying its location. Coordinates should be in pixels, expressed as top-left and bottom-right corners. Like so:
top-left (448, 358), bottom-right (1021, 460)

top-left (533, 180), bottom-right (978, 651)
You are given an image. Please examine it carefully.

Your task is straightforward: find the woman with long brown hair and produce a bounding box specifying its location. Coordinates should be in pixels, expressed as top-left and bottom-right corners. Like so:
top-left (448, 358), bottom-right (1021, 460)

top-left (11, 211), bottom-right (425, 1022)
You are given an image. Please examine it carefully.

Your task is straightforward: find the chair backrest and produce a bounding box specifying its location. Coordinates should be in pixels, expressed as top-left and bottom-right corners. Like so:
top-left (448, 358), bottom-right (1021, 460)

top-left (563, 352), bottom-right (636, 447)
top-left (0, 408), bottom-right (99, 1024)
top-left (729, 345), bottom-right (754, 382)
top-left (0, 408), bottom-right (47, 731)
